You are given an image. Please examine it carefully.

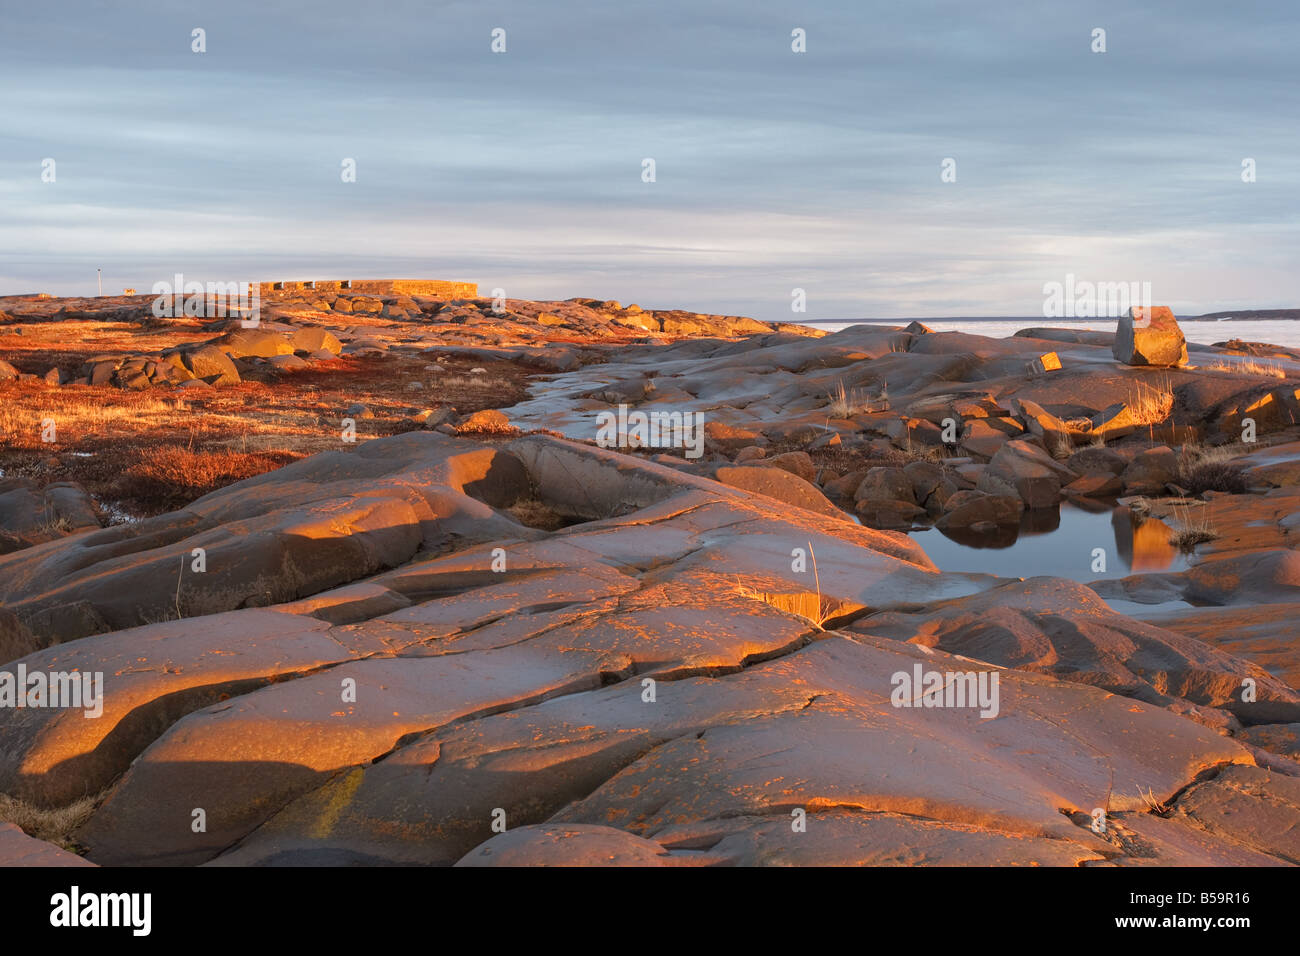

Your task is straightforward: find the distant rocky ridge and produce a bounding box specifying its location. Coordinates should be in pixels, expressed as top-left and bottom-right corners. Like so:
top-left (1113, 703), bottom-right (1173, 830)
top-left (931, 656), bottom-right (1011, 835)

top-left (0, 290), bottom-right (816, 388)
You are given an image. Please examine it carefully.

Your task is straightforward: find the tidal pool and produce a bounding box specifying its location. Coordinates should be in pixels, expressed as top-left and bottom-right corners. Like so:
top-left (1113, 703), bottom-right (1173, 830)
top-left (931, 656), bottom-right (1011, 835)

top-left (909, 500), bottom-right (1196, 582)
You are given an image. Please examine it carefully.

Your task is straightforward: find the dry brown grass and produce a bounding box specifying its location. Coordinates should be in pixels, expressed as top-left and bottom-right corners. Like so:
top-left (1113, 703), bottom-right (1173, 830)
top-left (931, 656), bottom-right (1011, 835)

top-left (1177, 442), bottom-right (1250, 495)
top-left (0, 352), bottom-right (534, 519)
top-left (897, 428), bottom-right (947, 462)
top-left (1139, 786), bottom-right (1171, 816)
top-left (0, 391), bottom-right (185, 444)
top-left (827, 381), bottom-right (867, 418)
top-left (1126, 378), bottom-right (1175, 426)
top-left (0, 791), bottom-right (102, 850)
top-left (733, 541), bottom-right (837, 630)
top-left (113, 445), bottom-right (298, 510)
top-left (734, 584), bottom-right (833, 628)
top-left (437, 374), bottom-right (514, 390)
top-left (1204, 359), bottom-right (1287, 379)
top-left (506, 497), bottom-right (568, 531)
top-left (1167, 502), bottom-right (1217, 552)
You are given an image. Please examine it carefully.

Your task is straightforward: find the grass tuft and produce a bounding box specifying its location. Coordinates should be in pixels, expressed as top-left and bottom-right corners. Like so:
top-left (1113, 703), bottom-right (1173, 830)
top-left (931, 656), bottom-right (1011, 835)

top-left (1177, 443), bottom-right (1249, 495)
top-left (1167, 502), bottom-right (1217, 552)
top-left (1126, 378), bottom-right (1174, 426)
top-left (0, 791), bottom-right (103, 850)
top-left (1204, 359), bottom-right (1286, 379)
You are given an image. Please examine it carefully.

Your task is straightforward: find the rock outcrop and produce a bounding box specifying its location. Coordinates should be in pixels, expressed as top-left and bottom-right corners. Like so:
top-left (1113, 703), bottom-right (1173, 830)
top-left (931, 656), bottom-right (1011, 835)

top-left (0, 433), bottom-right (1294, 867)
top-left (1113, 306), bottom-right (1188, 368)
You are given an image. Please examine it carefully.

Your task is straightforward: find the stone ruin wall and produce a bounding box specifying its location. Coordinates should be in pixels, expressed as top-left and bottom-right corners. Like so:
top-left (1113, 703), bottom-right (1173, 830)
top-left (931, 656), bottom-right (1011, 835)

top-left (257, 279), bottom-right (478, 298)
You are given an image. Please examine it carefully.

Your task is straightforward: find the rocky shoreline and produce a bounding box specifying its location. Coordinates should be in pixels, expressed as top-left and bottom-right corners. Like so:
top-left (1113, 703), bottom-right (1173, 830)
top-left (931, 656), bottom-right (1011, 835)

top-left (2, 290), bottom-right (1299, 866)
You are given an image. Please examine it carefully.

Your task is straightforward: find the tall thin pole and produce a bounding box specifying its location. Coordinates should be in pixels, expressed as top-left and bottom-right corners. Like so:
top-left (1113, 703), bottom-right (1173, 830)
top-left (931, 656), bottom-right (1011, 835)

top-left (97, 268), bottom-right (102, 296)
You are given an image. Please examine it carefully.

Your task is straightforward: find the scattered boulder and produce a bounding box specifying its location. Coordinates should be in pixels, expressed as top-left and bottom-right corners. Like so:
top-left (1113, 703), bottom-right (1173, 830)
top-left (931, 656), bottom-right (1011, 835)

top-left (406, 407), bottom-right (456, 428)
top-left (1063, 472), bottom-right (1124, 498)
top-left (1090, 403), bottom-right (1144, 442)
top-left (962, 419), bottom-right (1019, 458)
top-left (1067, 446), bottom-right (1128, 477)
top-left (183, 346), bottom-right (240, 385)
top-left (902, 460), bottom-right (945, 503)
top-left (1113, 306), bottom-right (1188, 368)
top-left (1121, 445), bottom-right (1179, 495)
top-left (1009, 398), bottom-right (1071, 454)
top-left (1026, 351), bottom-right (1061, 374)
top-left (935, 490), bottom-right (1024, 529)
top-left (854, 498), bottom-right (927, 529)
top-left (854, 467), bottom-right (916, 506)
top-left (291, 327), bottom-right (342, 355)
top-left (212, 329), bottom-right (294, 359)
top-left (986, 440), bottom-right (1077, 509)
top-left (765, 451), bottom-right (816, 483)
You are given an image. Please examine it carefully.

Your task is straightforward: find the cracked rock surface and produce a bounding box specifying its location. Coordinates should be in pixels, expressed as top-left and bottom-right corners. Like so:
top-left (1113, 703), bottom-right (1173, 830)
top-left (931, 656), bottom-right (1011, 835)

top-left (1, 432), bottom-right (1298, 866)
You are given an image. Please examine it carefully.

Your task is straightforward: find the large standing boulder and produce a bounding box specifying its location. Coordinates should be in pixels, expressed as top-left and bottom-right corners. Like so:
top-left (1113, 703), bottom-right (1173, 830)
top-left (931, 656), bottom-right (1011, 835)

top-left (1113, 306), bottom-right (1188, 368)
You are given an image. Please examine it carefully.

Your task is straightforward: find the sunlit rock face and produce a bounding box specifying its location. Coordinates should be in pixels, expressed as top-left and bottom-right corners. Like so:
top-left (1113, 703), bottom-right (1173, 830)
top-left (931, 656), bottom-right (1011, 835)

top-left (1113, 306), bottom-right (1189, 368)
top-left (0, 432), bottom-right (1296, 868)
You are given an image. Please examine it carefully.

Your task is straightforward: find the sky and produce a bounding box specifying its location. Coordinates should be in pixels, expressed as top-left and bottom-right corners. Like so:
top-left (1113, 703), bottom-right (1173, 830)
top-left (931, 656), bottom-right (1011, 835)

top-left (1, 0), bottom-right (1297, 321)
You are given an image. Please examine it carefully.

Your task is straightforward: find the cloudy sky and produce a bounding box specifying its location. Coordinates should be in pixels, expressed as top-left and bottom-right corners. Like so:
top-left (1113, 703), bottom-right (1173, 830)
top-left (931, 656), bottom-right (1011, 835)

top-left (1, 0), bottom-right (1296, 320)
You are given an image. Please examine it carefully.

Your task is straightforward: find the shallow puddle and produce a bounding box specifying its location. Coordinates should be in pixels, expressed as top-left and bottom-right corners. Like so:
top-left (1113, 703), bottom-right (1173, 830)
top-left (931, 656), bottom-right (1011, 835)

top-left (910, 501), bottom-right (1196, 582)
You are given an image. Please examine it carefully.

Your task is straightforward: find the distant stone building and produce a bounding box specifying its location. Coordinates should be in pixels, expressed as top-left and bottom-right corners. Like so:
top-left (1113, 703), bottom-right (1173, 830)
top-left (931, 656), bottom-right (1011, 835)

top-left (257, 278), bottom-right (478, 298)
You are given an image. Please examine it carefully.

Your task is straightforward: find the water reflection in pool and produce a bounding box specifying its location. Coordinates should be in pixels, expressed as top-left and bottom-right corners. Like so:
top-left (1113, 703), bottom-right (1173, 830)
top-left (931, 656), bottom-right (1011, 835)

top-left (910, 501), bottom-right (1195, 582)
